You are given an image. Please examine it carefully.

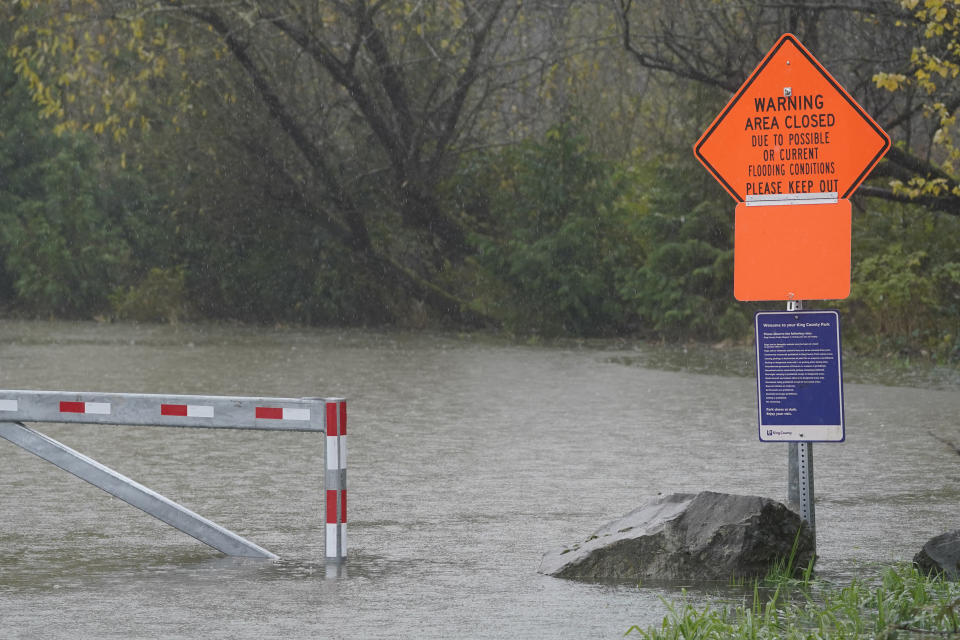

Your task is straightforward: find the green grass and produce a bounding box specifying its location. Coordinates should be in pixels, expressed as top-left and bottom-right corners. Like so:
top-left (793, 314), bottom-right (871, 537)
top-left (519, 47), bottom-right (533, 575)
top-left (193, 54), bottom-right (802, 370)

top-left (626, 565), bottom-right (960, 639)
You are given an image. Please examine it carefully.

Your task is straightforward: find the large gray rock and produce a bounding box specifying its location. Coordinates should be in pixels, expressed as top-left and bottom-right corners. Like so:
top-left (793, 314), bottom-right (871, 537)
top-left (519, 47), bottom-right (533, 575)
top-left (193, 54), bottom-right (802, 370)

top-left (539, 491), bottom-right (814, 581)
top-left (914, 530), bottom-right (960, 579)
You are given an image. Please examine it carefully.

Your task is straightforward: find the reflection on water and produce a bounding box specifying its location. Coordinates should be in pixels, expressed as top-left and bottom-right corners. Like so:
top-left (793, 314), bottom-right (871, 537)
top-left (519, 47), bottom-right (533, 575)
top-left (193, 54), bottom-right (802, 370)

top-left (0, 320), bottom-right (958, 638)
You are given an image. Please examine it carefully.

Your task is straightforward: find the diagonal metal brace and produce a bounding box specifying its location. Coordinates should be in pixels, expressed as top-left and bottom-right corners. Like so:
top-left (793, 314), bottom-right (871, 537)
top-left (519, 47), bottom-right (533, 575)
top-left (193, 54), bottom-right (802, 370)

top-left (0, 421), bottom-right (277, 559)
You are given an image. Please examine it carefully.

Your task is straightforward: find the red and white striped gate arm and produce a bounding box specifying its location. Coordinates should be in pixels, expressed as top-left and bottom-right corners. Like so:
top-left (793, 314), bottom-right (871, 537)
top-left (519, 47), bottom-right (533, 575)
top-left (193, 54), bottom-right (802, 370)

top-left (0, 390), bottom-right (322, 431)
top-left (0, 389), bottom-right (349, 563)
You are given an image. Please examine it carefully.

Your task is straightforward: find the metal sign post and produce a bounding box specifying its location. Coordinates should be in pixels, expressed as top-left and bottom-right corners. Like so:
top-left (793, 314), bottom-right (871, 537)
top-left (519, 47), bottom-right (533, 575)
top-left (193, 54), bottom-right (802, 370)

top-left (788, 440), bottom-right (816, 538)
top-left (755, 299), bottom-right (843, 544)
top-left (694, 32), bottom-right (892, 554)
top-left (784, 300), bottom-right (815, 541)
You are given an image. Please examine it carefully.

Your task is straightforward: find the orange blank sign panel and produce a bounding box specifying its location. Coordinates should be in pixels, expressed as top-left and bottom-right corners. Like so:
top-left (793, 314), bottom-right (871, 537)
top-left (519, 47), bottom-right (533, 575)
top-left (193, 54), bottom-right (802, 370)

top-left (734, 199), bottom-right (851, 301)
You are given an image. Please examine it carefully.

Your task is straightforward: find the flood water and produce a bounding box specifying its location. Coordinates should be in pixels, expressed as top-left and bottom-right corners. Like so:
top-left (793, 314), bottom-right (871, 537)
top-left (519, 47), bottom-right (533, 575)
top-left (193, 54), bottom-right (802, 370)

top-left (0, 320), bottom-right (958, 638)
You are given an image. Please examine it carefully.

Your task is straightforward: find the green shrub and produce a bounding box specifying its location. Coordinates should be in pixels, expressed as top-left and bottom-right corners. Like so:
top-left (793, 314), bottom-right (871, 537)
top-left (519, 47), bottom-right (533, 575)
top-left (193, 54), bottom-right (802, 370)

top-left (111, 267), bottom-right (187, 323)
top-left (616, 157), bottom-right (746, 342)
top-left (627, 564), bottom-right (960, 639)
top-left (462, 122), bottom-right (645, 335)
top-left (0, 42), bottom-right (132, 317)
top-left (455, 123), bottom-right (750, 340)
top-left (845, 200), bottom-right (960, 361)
top-left (0, 140), bottom-right (131, 317)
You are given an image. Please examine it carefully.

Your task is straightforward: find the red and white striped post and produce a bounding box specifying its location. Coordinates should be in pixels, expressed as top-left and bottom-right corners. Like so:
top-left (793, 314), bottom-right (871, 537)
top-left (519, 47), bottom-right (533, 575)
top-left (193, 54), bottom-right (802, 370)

top-left (324, 399), bottom-right (347, 562)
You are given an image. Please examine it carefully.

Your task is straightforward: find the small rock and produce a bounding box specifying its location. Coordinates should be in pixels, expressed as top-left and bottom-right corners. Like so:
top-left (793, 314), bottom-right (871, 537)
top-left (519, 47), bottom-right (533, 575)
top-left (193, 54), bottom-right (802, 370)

top-left (539, 491), bottom-right (814, 582)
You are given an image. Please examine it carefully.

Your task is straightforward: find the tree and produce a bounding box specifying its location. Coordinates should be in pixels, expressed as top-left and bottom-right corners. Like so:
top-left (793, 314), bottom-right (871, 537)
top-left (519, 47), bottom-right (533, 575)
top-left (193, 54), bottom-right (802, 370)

top-left (612, 0), bottom-right (960, 216)
top-left (0, 38), bottom-right (131, 316)
top-left (612, 0), bottom-right (960, 355)
top-left (461, 121), bottom-right (646, 335)
top-left (870, 0), bottom-right (960, 210)
top-left (5, 0), bottom-right (596, 323)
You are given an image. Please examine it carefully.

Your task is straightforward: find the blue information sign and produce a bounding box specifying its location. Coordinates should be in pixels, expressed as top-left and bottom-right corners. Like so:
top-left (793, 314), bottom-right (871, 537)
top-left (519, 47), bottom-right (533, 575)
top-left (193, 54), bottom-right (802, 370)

top-left (755, 310), bottom-right (844, 442)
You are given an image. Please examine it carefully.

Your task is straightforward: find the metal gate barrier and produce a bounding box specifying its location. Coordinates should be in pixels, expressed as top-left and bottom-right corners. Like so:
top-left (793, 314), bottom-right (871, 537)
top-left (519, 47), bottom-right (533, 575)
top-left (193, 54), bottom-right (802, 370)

top-left (0, 390), bottom-right (347, 562)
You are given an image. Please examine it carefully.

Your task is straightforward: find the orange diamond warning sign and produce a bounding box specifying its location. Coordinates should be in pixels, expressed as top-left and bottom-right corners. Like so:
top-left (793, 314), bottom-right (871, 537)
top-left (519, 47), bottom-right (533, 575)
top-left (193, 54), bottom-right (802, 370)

top-left (694, 33), bottom-right (890, 201)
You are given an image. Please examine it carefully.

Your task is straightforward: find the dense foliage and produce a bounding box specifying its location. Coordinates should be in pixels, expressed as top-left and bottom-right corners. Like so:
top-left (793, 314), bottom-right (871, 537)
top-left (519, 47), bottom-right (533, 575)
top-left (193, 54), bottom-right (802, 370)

top-left (0, 54), bottom-right (133, 317)
top-left (0, 1), bottom-right (957, 359)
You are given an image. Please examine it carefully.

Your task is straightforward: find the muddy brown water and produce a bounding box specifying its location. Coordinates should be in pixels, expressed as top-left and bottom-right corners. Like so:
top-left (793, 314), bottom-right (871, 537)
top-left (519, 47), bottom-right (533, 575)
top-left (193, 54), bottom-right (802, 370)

top-left (0, 320), bottom-right (957, 638)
